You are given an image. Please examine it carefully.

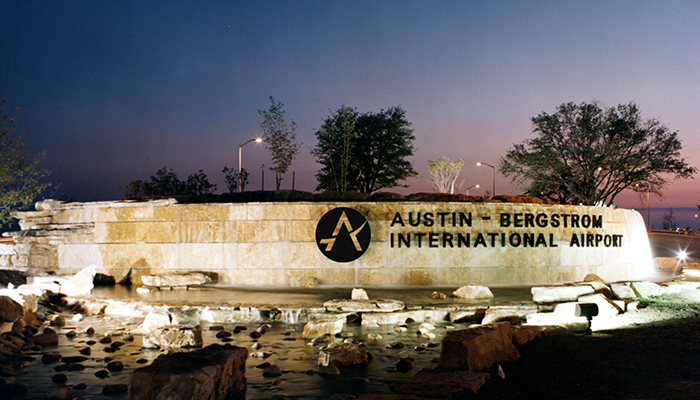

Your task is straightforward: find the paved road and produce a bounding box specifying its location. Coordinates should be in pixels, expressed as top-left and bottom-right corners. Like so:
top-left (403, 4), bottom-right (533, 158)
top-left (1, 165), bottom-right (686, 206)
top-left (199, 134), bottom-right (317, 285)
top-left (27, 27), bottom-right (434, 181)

top-left (648, 231), bottom-right (700, 262)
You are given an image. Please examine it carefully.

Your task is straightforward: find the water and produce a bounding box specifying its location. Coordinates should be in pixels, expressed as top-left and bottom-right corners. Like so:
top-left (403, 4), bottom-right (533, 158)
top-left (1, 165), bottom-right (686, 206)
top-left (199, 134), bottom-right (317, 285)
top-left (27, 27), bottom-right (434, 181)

top-left (9, 285), bottom-right (536, 399)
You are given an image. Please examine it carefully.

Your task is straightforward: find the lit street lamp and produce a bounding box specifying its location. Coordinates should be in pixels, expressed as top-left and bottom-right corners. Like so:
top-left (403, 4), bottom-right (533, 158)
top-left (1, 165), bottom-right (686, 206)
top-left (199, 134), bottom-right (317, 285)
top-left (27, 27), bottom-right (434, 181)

top-left (238, 138), bottom-right (262, 192)
top-left (476, 162), bottom-right (495, 197)
top-left (465, 184), bottom-right (479, 195)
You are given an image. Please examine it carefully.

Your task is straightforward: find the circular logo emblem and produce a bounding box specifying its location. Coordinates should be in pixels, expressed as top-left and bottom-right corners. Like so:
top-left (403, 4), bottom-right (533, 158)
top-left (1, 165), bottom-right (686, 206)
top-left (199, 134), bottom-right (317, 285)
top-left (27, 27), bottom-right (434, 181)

top-left (316, 207), bottom-right (371, 263)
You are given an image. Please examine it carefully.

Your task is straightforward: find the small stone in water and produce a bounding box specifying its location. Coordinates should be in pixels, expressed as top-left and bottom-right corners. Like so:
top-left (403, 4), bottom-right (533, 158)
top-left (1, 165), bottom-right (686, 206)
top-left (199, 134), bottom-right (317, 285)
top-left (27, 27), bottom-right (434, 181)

top-left (103, 347), bottom-right (116, 353)
top-left (51, 373), bottom-right (67, 383)
top-left (44, 327), bottom-right (56, 334)
top-left (221, 337), bottom-right (233, 342)
top-left (73, 383), bottom-right (87, 390)
top-left (110, 341), bottom-right (125, 349)
top-left (121, 334), bottom-right (134, 341)
top-left (67, 364), bottom-right (85, 371)
top-left (54, 364), bottom-right (68, 372)
top-left (84, 327), bottom-right (95, 335)
top-left (94, 370), bottom-right (109, 378)
top-left (209, 325), bottom-right (224, 331)
top-left (107, 360), bottom-right (124, 372)
top-left (65, 330), bottom-right (77, 338)
top-left (72, 314), bottom-right (84, 321)
top-left (251, 342), bottom-right (263, 349)
top-left (42, 353), bottom-right (62, 364)
top-left (79, 347), bottom-right (91, 355)
top-left (216, 330), bottom-right (232, 338)
top-left (255, 362), bottom-right (271, 369)
top-left (262, 365), bottom-right (282, 377)
top-left (86, 340), bottom-right (96, 345)
top-left (99, 336), bottom-right (112, 344)
top-left (136, 358), bottom-right (148, 364)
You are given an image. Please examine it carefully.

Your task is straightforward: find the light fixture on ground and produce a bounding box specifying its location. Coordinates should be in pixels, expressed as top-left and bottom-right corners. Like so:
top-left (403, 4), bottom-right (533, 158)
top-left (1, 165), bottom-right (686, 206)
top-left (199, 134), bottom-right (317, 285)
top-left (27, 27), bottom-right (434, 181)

top-left (238, 138), bottom-right (262, 192)
top-left (476, 162), bottom-right (495, 197)
top-left (465, 184), bottom-right (479, 195)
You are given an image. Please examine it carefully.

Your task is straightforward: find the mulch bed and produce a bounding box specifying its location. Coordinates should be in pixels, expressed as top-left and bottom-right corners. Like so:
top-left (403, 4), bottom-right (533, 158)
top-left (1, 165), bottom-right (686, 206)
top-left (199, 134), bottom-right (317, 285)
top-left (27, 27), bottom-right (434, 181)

top-left (473, 318), bottom-right (700, 400)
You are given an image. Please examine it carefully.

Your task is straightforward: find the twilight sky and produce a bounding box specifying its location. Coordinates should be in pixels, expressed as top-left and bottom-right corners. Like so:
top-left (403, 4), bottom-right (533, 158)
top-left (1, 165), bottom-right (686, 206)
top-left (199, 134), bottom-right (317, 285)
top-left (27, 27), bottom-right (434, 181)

top-left (2, 1), bottom-right (699, 212)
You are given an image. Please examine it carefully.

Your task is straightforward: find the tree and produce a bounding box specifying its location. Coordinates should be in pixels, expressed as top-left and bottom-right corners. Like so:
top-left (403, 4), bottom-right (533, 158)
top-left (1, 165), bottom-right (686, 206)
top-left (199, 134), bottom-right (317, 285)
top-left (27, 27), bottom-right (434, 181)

top-left (184, 170), bottom-right (216, 196)
top-left (428, 157), bottom-right (466, 194)
top-left (222, 166), bottom-right (249, 193)
top-left (500, 101), bottom-right (696, 206)
top-left (258, 97), bottom-right (302, 190)
top-left (312, 106), bottom-right (417, 193)
top-left (352, 107), bottom-right (418, 193)
top-left (121, 167), bottom-right (216, 197)
top-left (663, 208), bottom-right (677, 230)
top-left (0, 95), bottom-right (51, 224)
top-left (311, 106), bottom-right (359, 192)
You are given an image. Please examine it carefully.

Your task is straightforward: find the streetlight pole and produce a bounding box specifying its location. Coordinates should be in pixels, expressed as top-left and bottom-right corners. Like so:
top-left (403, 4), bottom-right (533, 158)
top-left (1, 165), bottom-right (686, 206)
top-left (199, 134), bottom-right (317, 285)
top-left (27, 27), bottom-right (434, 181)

top-left (238, 138), bottom-right (262, 192)
top-left (465, 184), bottom-right (479, 196)
top-left (476, 162), bottom-right (495, 197)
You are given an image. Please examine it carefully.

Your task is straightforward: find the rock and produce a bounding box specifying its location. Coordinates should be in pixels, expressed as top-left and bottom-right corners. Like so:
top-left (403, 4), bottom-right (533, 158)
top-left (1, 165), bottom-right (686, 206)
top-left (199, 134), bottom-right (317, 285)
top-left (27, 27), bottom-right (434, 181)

top-left (262, 365), bottom-right (283, 377)
top-left (452, 285), bottom-right (493, 300)
top-left (531, 285), bottom-right (595, 303)
top-left (107, 360), bottom-right (124, 372)
top-left (449, 308), bottom-right (486, 323)
top-left (44, 386), bottom-right (73, 400)
top-left (35, 331), bottom-right (60, 347)
top-left (129, 344), bottom-right (247, 400)
top-left (324, 299), bottom-right (405, 312)
top-left (49, 315), bottom-right (66, 327)
top-left (73, 383), bottom-right (87, 390)
top-left (140, 273), bottom-right (209, 287)
top-left (50, 373), bottom-right (67, 383)
top-left (95, 369), bottom-right (109, 378)
top-left (610, 283), bottom-right (636, 299)
top-left (389, 368), bottom-right (490, 398)
top-left (61, 265), bottom-right (96, 297)
top-left (385, 342), bottom-right (405, 349)
top-left (102, 384), bottom-right (128, 395)
top-left (351, 288), bottom-right (370, 300)
top-left (318, 364), bottom-right (341, 375)
top-left (511, 325), bottom-right (543, 346)
top-left (318, 342), bottom-right (370, 367)
top-left (584, 280), bottom-right (613, 299)
top-left (630, 281), bottom-right (662, 298)
top-left (42, 353), bottom-right (62, 364)
top-left (137, 310), bottom-right (172, 333)
top-left (0, 296), bottom-right (23, 323)
top-left (481, 308), bottom-right (522, 325)
top-left (145, 325), bottom-right (203, 348)
top-left (360, 310), bottom-right (448, 326)
top-left (301, 318), bottom-right (345, 339)
top-left (583, 273), bottom-right (605, 283)
top-left (526, 312), bottom-right (589, 332)
top-left (430, 291), bottom-right (447, 299)
top-left (396, 357), bottom-right (414, 372)
top-left (436, 322), bottom-right (520, 371)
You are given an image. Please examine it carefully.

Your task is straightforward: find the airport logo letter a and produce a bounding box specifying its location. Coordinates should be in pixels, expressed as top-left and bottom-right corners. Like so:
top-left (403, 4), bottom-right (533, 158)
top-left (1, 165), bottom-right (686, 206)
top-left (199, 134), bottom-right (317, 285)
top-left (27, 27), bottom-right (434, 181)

top-left (316, 207), bottom-right (371, 262)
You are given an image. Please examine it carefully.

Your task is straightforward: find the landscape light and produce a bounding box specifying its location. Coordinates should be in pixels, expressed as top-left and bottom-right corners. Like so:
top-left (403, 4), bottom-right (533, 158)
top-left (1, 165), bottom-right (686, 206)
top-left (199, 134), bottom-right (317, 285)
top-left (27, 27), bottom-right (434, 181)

top-left (678, 251), bottom-right (688, 262)
top-left (238, 137), bottom-right (263, 192)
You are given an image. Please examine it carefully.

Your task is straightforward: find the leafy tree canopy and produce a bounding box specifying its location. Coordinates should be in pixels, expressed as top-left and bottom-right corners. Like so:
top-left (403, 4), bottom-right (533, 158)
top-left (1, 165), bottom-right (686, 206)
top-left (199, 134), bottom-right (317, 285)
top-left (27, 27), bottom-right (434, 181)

top-left (121, 167), bottom-right (216, 198)
top-left (428, 157), bottom-right (466, 194)
top-left (312, 105), bottom-right (417, 194)
top-left (0, 94), bottom-right (51, 225)
top-left (258, 97), bottom-right (301, 190)
top-left (500, 101), bottom-right (696, 205)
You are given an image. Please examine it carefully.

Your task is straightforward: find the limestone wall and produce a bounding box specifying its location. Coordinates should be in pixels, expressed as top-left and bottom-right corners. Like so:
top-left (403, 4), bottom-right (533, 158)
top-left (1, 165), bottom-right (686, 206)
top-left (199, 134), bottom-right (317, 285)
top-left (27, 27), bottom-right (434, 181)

top-left (4, 198), bottom-right (653, 287)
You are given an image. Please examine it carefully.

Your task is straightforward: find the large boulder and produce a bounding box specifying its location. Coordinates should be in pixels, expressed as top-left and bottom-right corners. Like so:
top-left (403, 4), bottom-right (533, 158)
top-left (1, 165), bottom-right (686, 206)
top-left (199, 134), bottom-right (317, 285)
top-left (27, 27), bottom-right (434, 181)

top-left (0, 296), bottom-right (23, 323)
top-left (145, 324), bottom-right (203, 348)
top-left (301, 318), bottom-right (345, 339)
top-left (531, 285), bottom-right (595, 303)
top-left (318, 342), bottom-right (370, 367)
top-left (452, 285), bottom-right (493, 300)
top-left (436, 322), bottom-right (520, 371)
top-left (389, 368), bottom-right (490, 398)
top-left (129, 343), bottom-right (247, 400)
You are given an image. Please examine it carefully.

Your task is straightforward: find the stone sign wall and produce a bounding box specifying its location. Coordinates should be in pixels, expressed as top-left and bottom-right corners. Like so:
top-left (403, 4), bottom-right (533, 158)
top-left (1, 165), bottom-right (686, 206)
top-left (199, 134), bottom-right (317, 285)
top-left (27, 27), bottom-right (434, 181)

top-left (2, 198), bottom-right (653, 287)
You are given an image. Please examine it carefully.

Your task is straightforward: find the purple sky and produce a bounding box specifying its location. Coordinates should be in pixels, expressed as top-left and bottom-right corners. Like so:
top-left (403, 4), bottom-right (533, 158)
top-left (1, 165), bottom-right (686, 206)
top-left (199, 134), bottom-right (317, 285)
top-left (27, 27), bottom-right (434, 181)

top-left (2, 1), bottom-right (698, 212)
